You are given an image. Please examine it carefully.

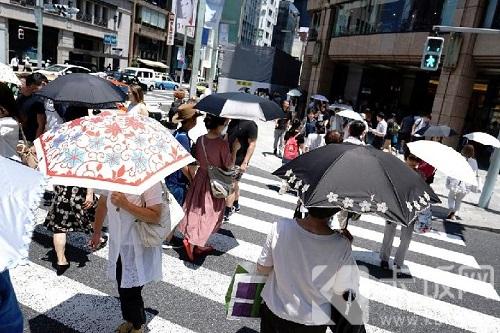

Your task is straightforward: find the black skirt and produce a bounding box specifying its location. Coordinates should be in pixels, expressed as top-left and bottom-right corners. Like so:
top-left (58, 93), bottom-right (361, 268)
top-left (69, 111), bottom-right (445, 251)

top-left (44, 186), bottom-right (96, 233)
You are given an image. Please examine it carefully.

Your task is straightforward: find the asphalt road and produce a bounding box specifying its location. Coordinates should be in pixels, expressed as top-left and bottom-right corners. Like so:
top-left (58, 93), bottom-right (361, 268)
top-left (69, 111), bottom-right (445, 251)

top-left (11, 92), bottom-right (500, 332)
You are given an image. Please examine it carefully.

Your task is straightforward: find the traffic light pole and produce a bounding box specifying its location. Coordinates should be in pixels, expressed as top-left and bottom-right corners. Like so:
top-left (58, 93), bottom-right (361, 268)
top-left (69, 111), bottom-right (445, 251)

top-left (34, 0), bottom-right (43, 69)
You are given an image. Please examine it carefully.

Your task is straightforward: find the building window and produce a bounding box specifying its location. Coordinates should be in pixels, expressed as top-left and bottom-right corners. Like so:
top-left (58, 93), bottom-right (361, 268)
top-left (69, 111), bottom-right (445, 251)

top-left (332, 0), bottom-right (450, 37)
top-left (483, 0), bottom-right (500, 28)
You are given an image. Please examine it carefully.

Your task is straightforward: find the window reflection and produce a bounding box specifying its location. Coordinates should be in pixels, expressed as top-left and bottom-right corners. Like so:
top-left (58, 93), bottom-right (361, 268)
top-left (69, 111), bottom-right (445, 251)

top-left (332, 0), bottom-right (456, 37)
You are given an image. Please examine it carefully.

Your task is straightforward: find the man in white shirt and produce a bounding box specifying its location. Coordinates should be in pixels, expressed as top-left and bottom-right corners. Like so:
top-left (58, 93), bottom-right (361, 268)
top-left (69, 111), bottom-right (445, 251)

top-left (343, 120), bottom-right (366, 146)
top-left (10, 56), bottom-right (19, 72)
top-left (411, 113), bottom-right (431, 140)
top-left (369, 112), bottom-right (387, 149)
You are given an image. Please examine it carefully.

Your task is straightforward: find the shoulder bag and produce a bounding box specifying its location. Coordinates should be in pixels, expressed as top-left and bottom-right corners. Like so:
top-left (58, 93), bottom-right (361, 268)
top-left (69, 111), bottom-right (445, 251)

top-left (16, 125), bottom-right (38, 169)
top-left (136, 183), bottom-right (185, 247)
top-left (201, 136), bottom-right (234, 199)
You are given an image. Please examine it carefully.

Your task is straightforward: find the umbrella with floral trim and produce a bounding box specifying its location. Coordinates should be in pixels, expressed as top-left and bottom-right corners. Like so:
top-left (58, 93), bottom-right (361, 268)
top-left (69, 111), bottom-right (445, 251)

top-left (273, 144), bottom-right (440, 226)
top-left (34, 112), bottom-right (195, 195)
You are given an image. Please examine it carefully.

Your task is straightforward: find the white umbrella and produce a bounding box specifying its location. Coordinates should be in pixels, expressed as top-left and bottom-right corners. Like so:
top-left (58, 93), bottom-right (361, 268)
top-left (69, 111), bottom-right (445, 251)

top-left (328, 103), bottom-right (353, 111)
top-left (0, 63), bottom-right (21, 86)
top-left (336, 109), bottom-right (363, 121)
top-left (464, 132), bottom-right (500, 148)
top-left (1, 156), bottom-right (47, 271)
top-left (287, 89), bottom-right (302, 97)
top-left (407, 141), bottom-right (477, 185)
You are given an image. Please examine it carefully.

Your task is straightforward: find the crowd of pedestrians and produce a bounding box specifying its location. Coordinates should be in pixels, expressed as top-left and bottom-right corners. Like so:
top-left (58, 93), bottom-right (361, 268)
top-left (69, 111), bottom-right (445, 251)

top-left (0, 77), bottom-right (490, 333)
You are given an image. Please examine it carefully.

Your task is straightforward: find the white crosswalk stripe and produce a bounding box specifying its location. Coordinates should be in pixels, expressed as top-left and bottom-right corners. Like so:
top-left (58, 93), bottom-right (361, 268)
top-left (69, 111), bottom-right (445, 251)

top-left (11, 168), bottom-right (500, 333)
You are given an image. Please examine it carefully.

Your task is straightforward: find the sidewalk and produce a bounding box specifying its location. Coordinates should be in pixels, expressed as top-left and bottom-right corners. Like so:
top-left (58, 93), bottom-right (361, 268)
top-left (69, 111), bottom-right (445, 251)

top-left (249, 121), bottom-right (500, 232)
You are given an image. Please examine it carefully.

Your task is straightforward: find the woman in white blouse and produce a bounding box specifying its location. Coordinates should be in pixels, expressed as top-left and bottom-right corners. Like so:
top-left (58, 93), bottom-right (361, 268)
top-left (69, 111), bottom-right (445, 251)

top-left (0, 83), bottom-right (20, 160)
top-left (127, 85), bottom-right (149, 117)
top-left (90, 183), bottom-right (163, 333)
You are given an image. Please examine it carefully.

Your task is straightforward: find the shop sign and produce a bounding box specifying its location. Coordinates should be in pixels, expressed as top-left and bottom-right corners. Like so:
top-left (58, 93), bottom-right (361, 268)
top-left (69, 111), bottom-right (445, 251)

top-left (167, 13), bottom-right (175, 46)
top-left (104, 34), bottom-right (117, 46)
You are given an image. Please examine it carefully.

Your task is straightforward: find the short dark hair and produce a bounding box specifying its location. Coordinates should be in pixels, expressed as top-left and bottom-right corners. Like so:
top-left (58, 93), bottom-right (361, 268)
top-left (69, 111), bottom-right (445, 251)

top-left (348, 120), bottom-right (366, 138)
top-left (307, 207), bottom-right (341, 219)
top-left (325, 130), bottom-right (342, 144)
top-left (25, 73), bottom-right (48, 87)
top-left (377, 112), bottom-right (385, 119)
top-left (204, 114), bottom-right (226, 130)
top-left (0, 83), bottom-right (17, 118)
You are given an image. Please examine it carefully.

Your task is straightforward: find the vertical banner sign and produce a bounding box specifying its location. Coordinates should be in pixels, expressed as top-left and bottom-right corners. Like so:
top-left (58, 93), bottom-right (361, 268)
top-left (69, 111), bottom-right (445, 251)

top-left (176, 0), bottom-right (198, 38)
top-left (219, 23), bottom-right (229, 46)
top-left (167, 13), bottom-right (176, 45)
top-left (205, 0), bottom-right (225, 28)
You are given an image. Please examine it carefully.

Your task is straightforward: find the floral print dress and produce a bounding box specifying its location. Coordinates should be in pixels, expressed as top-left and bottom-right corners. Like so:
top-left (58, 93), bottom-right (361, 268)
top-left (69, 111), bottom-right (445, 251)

top-left (44, 186), bottom-right (96, 233)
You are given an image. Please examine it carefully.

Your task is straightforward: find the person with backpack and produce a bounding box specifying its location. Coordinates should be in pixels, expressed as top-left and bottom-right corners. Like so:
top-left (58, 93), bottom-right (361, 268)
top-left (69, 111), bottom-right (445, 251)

top-left (279, 119), bottom-right (305, 194)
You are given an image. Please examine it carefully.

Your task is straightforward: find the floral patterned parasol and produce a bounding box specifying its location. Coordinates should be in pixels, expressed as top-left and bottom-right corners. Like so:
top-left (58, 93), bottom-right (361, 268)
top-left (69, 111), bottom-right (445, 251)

top-left (34, 112), bottom-right (195, 195)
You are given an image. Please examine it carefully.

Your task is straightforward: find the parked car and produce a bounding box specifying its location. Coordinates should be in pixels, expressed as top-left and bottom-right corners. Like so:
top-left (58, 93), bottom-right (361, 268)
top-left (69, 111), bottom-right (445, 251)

top-left (36, 64), bottom-right (90, 80)
top-left (123, 67), bottom-right (156, 91)
top-left (155, 75), bottom-right (179, 90)
top-left (106, 71), bottom-right (148, 94)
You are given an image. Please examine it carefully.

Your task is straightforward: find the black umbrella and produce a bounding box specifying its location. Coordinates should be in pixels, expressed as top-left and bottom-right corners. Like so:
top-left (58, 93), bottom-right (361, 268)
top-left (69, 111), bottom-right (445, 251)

top-left (194, 92), bottom-right (285, 121)
top-left (35, 73), bottom-right (127, 108)
top-left (273, 144), bottom-right (440, 226)
top-left (416, 125), bottom-right (457, 137)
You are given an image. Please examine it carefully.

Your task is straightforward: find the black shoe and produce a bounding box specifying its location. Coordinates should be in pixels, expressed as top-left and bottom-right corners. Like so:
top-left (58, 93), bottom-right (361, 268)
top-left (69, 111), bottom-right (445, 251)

top-left (380, 260), bottom-right (389, 270)
top-left (233, 203), bottom-right (241, 213)
top-left (223, 214), bottom-right (230, 223)
top-left (273, 149), bottom-right (277, 155)
top-left (56, 263), bottom-right (70, 276)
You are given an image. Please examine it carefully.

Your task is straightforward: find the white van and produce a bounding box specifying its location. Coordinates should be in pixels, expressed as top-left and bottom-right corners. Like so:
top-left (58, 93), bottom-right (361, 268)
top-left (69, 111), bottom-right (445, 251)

top-left (123, 67), bottom-right (156, 91)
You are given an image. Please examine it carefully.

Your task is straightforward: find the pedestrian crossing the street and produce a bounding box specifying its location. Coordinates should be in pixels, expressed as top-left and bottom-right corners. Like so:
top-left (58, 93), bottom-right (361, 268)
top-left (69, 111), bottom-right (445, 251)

top-left (12, 167), bottom-right (500, 333)
top-left (144, 90), bottom-right (175, 109)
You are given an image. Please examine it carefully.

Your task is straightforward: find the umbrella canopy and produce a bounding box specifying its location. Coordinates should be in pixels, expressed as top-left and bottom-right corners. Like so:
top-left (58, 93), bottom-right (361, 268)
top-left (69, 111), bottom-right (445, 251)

top-left (311, 94), bottom-right (329, 102)
top-left (287, 89), bottom-right (302, 97)
top-left (328, 103), bottom-right (352, 111)
top-left (415, 125), bottom-right (457, 138)
top-left (273, 144), bottom-right (440, 226)
top-left (0, 156), bottom-right (46, 271)
top-left (464, 132), bottom-right (500, 148)
top-left (407, 141), bottom-right (477, 185)
top-left (193, 92), bottom-right (285, 121)
top-left (34, 112), bottom-right (195, 195)
top-left (35, 73), bottom-right (127, 108)
top-left (0, 63), bottom-right (21, 86)
top-left (336, 109), bottom-right (363, 121)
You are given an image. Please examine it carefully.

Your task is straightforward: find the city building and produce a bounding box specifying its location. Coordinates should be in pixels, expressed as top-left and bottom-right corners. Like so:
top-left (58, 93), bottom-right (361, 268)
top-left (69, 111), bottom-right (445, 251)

top-left (272, 0), bottom-right (299, 55)
top-left (256, 0), bottom-right (279, 47)
top-left (0, 0), bottom-right (133, 70)
top-left (241, 0), bottom-right (261, 45)
top-left (301, 0), bottom-right (500, 166)
top-left (129, 0), bottom-right (172, 70)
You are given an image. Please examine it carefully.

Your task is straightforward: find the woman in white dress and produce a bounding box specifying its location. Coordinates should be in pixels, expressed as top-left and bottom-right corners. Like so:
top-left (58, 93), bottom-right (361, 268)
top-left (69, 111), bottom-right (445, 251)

top-left (127, 85), bottom-right (148, 117)
top-left (90, 183), bottom-right (163, 333)
top-left (0, 83), bottom-right (20, 160)
top-left (446, 144), bottom-right (479, 220)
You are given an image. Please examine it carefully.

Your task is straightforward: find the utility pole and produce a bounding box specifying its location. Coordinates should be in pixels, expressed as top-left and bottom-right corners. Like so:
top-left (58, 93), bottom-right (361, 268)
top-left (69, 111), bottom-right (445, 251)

top-left (208, 24), bottom-right (219, 87)
top-left (189, 0), bottom-right (206, 98)
top-left (34, 0), bottom-right (43, 69)
top-left (179, 25), bottom-right (189, 85)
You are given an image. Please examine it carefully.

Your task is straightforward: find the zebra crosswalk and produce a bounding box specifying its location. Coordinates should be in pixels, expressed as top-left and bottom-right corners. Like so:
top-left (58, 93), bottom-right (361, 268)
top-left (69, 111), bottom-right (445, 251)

top-left (12, 167), bottom-right (500, 333)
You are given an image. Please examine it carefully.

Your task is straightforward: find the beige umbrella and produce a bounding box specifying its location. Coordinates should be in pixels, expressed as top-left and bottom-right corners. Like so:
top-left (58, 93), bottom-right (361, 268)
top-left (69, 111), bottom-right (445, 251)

top-left (0, 63), bottom-right (22, 86)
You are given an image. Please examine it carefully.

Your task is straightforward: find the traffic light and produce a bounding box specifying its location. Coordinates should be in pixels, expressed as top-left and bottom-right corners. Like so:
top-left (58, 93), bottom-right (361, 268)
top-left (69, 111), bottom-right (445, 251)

top-left (421, 36), bottom-right (444, 71)
top-left (18, 28), bottom-right (24, 40)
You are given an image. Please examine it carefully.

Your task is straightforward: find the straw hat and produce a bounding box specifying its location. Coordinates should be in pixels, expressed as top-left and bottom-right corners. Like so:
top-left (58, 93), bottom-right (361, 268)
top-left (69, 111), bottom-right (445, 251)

top-left (172, 103), bottom-right (202, 124)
